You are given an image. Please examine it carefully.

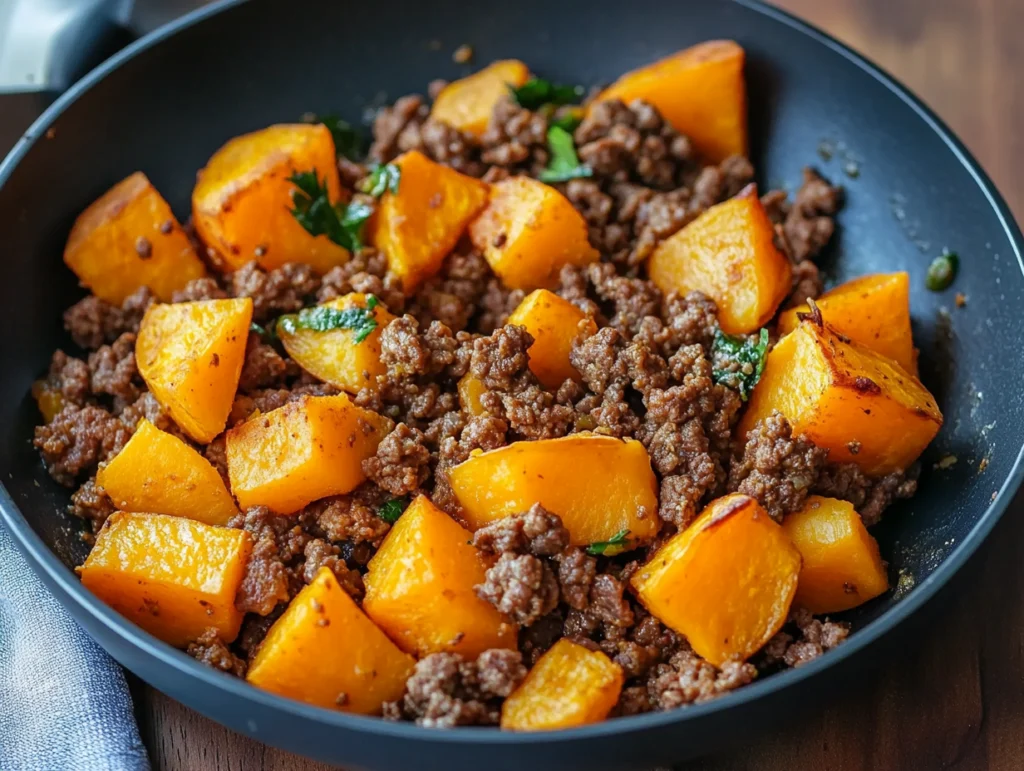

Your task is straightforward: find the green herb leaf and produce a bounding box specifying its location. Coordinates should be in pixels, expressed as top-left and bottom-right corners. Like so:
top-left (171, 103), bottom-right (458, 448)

top-left (586, 529), bottom-right (632, 557)
top-left (359, 163), bottom-right (401, 198)
top-left (276, 295), bottom-right (381, 343)
top-left (316, 114), bottom-right (365, 161)
top-left (378, 497), bottom-right (408, 524)
top-left (926, 249), bottom-right (959, 291)
top-left (511, 78), bottom-right (584, 111)
top-left (288, 170), bottom-right (371, 252)
top-left (538, 126), bottom-right (592, 184)
top-left (550, 113), bottom-right (582, 133)
top-left (711, 328), bottom-right (770, 401)
top-left (250, 321), bottom-right (277, 342)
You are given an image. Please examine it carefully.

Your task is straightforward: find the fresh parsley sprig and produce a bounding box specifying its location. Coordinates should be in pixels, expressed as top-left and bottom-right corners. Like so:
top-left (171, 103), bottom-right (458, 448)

top-left (288, 170), bottom-right (372, 252)
top-left (538, 126), bottom-right (592, 184)
top-left (359, 163), bottom-right (401, 198)
top-left (511, 78), bottom-right (584, 111)
top-left (586, 529), bottom-right (632, 557)
top-left (710, 328), bottom-right (770, 401)
top-left (378, 497), bottom-right (408, 524)
top-left (276, 295), bottom-right (381, 343)
top-left (315, 114), bottom-right (365, 161)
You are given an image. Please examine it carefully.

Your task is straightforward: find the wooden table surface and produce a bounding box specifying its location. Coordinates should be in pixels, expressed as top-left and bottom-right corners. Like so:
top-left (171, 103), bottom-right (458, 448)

top-left (135, 1), bottom-right (1024, 768)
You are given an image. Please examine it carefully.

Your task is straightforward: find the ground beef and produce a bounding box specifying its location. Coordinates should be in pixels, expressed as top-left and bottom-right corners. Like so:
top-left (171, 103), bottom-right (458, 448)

top-left (392, 649), bottom-right (526, 727)
top-left (229, 507), bottom-right (307, 615)
top-left (40, 350), bottom-right (90, 408)
top-left (554, 548), bottom-right (598, 611)
top-left (308, 487), bottom-right (392, 547)
top-left (479, 98), bottom-right (549, 173)
top-left (34, 405), bottom-right (132, 486)
top-left (728, 412), bottom-right (829, 521)
top-left (63, 287), bottom-right (154, 350)
top-left (517, 609), bottom-right (565, 667)
top-left (469, 324), bottom-right (532, 390)
top-left (407, 251), bottom-right (492, 332)
top-left (362, 423), bottom-right (431, 496)
top-left (317, 248), bottom-right (404, 310)
top-left (587, 574), bottom-right (635, 632)
top-left (814, 463), bottom-right (918, 527)
top-left (187, 628), bottom-right (247, 677)
top-left (302, 538), bottom-right (365, 600)
top-left (783, 168), bottom-right (842, 264)
top-left (370, 94), bottom-right (484, 177)
top-left (647, 645), bottom-right (757, 710)
top-left (237, 333), bottom-right (290, 392)
top-left (761, 607), bottom-right (850, 668)
top-left (229, 261), bottom-right (320, 322)
top-left (68, 477), bottom-right (115, 533)
top-left (170, 276), bottom-right (228, 303)
top-left (471, 504), bottom-right (569, 557)
top-left (204, 436), bottom-right (230, 487)
top-left (476, 553), bottom-right (560, 627)
top-left (87, 333), bottom-right (140, 409)
top-left (235, 611), bottom-right (281, 662)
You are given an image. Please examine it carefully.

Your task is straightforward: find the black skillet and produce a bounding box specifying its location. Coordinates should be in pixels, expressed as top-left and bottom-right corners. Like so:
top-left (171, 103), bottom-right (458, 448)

top-left (1, 0), bottom-right (1022, 768)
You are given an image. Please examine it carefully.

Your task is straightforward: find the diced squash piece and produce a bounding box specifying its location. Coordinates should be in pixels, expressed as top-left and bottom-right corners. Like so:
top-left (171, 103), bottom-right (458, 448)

top-left (64, 172), bottom-right (207, 304)
top-left (782, 496), bottom-right (888, 614)
top-left (594, 41), bottom-right (747, 162)
top-left (431, 60), bottom-right (531, 136)
top-left (363, 495), bottom-right (517, 658)
top-left (501, 639), bottom-right (623, 730)
top-left (647, 184), bottom-right (791, 334)
top-left (278, 293), bottom-right (396, 394)
top-left (247, 567), bottom-right (414, 713)
top-left (469, 176), bottom-right (599, 291)
top-left (32, 380), bottom-right (64, 423)
top-left (96, 420), bottom-right (238, 526)
top-left (80, 512), bottom-right (251, 647)
top-left (631, 494), bottom-right (800, 666)
top-left (737, 320), bottom-right (943, 475)
top-left (778, 272), bottom-right (916, 374)
top-left (507, 289), bottom-right (596, 389)
top-left (449, 434), bottom-right (659, 546)
top-left (136, 298), bottom-right (253, 444)
top-left (193, 123), bottom-right (350, 273)
top-left (458, 373), bottom-right (489, 417)
top-left (226, 393), bottom-right (391, 514)
top-left (372, 150), bottom-right (489, 291)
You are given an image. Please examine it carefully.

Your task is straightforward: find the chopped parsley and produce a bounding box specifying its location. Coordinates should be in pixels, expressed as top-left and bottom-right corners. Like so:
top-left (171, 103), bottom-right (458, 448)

top-left (288, 170), bottom-right (371, 252)
top-left (538, 126), bottom-right (592, 184)
top-left (550, 112), bottom-right (582, 133)
top-left (378, 497), bottom-right (408, 524)
top-left (359, 163), bottom-right (401, 198)
top-left (315, 114), bottom-right (365, 161)
top-left (586, 529), bottom-right (632, 557)
top-left (711, 328), bottom-right (770, 401)
top-left (926, 249), bottom-right (959, 291)
top-left (276, 295), bottom-right (380, 343)
top-left (510, 78), bottom-right (584, 111)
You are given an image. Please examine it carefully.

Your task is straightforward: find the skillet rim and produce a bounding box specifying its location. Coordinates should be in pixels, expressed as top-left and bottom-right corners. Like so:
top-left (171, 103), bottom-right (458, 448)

top-left (1, 0), bottom-right (1023, 748)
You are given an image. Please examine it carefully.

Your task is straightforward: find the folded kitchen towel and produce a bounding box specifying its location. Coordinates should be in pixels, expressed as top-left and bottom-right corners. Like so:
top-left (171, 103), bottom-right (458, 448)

top-left (0, 523), bottom-right (150, 771)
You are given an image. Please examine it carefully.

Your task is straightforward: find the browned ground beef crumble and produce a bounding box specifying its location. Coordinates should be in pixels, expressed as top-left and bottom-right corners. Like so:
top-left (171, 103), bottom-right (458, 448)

top-left (35, 91), bottom-right (918, 726)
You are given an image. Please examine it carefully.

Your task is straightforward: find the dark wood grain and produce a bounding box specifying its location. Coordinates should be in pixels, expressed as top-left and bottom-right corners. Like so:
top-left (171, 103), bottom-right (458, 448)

top-left (138, 1), bottom-right (1024, 768)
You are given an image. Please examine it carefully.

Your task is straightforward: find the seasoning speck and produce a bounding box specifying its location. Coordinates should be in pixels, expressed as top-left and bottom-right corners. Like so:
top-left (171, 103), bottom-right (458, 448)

top-left (135, 236), bottom-right (152, 259)
top-left (254, 244), bottom-right (268, 257)
top-left (934, 454), bottom-right (957, 470)
top-left (955, 292), bottom-right (967, 308)
top-left (844, 162), bottom-right (860, 178)
top-left (45, 127), bottom-right (56, 140)
top-left (452, 44), bottom-right (473, 64)
top-left (159, 219), bottom-right (173, 235)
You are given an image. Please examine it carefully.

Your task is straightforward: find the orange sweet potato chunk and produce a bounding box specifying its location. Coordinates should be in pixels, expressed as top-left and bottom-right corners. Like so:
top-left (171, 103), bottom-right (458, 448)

top-left (247, 567), bottom-right (414, 713)
top-left (782, 496), bottom-right (888, 614)
top-left (97, 419), bottom-right (238, 526)
top-left (458, 373), bottom-right (489, 417)
top-left (64, 172), bottom-right (207, 304)
top-left (647, 185), bottom-right (791, 334)
top-left (507, 289), bottom-right (596, 389)
top-left (193, 123), bottom-right (350, 273)
top-left (372, 150), bottom-right (490, 291)
top-left (226, 393), bottom-right (391, 514)
top-left (136, 298), bottom-right (253, 443)
top-left (778, 272), bottom-right (916, 374)
top-left (278, 293), bottom-right (396, 394)
top-left (632, 494), bottom-right (800, 666)
top-left (501, 639), bottom-right (623, 731)
top-left (363, 495), bottom-right (517, 658)
top-left (431, 60), bottom-right (531, 136)
top-left (449, 434), bottom-right (659, 546)
top-left (80, 512), bottom-right (251, 647)
top-left (469, 176), bottom-right (599, 291)
top-left (738, 320), bottom-right (942, 475)
top-left (595, 40), bottom-right (747, 162)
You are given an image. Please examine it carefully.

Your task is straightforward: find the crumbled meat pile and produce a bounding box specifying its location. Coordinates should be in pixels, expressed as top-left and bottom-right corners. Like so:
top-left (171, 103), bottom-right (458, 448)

top-left (35, 84), bottom-right (915, 727)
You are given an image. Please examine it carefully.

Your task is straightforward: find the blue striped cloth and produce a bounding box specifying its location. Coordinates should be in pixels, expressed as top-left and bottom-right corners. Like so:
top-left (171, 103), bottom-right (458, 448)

top-left (0, 523), bottom-right (150, 771)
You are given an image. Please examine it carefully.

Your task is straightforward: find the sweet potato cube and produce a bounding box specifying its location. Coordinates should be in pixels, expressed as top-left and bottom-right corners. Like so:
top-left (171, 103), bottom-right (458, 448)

top-left (278, 293), bottom-right (396, 394)
top-left (469, 176), bottom-right (599, 291)
top-left (246, 567), bottom-right (414, 713)
top-left (458, 373), bottom-right (489, 417)
top-left (96, 420), bottom-right (238, 526)
top-left (80, 512), bottom-right (251, 647)
top-left (431, 59), bottom-right (531, 136)
top-left (449, 434), bottom-right (659, 546)
top-left (501, 639), bottom-right (623, 731)
top-left (363, 495), bottom-right (517, 658)
top-left (64, 172), bottom-right (207, 304)
top-left (193, 123), bottom-right (350, 273)
top-left (738, 320), bottom-right (942, 475)
top-left (782, 496), bottom-right (889, 614)
top-left (647, 184), bottom-right (791, 334)
top-left (136, 298), bottom-right (253, 443)
top-left (507, 289), bottom-right (596, 389)
top-left (594, 40), bottom-right (747, 162)
top-left (631, 494), bottom-right (800, 666)
top-left (778, 272), bottom-right (916, 374)
top-left (372, 150), bottom-right (489, 291)
top-left (225, 393), bottom-right (391, 514)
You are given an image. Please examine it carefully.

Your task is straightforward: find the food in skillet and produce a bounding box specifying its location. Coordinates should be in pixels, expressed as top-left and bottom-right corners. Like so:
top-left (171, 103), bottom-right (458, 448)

top-left (33, 39), bottom-right (943, 729)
